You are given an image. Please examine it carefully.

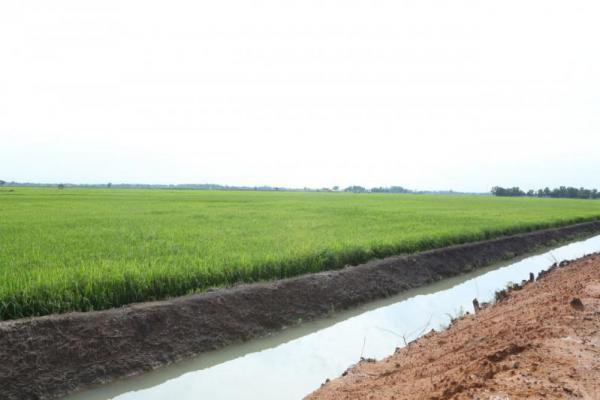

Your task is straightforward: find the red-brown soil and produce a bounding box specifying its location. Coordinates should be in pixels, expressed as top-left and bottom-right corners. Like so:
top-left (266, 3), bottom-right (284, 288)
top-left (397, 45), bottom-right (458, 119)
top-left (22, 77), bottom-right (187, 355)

top-left (308, 255), bottom-right (600, 400)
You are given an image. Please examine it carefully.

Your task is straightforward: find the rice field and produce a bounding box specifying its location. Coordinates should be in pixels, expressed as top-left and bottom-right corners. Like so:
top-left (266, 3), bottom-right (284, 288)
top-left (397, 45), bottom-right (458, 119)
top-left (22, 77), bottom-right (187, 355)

top-left (1, 187), bottom-right (600, 320)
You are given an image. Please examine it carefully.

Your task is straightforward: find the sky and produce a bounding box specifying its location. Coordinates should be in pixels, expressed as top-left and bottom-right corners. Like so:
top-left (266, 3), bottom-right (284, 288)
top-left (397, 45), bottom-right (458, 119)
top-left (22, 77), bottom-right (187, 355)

top-left (1, 0), bottom-right (599, 192)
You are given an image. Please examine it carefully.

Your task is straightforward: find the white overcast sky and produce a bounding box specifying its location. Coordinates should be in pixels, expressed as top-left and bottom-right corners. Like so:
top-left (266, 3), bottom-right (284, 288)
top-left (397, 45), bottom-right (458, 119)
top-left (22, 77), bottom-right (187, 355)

top-left (1, 1), bottom-right (599, 191)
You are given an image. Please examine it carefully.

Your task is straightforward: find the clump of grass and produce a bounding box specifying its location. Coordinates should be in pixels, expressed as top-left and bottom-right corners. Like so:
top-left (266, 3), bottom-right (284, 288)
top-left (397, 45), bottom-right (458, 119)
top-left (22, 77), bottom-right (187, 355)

top-left (1, 187), bottom-right (600, 320)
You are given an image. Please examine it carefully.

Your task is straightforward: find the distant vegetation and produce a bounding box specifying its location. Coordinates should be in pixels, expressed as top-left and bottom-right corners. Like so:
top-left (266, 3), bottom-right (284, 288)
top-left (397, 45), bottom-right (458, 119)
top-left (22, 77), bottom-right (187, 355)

top-left (348, 186), bottom-right (411, 193)
top-left (4, 181), bottom-right (479, 195)
top-left (343, 185), bottom-right (368, 193)
top-left (492, 186), bottom-right (600, 199)
top-left (1, 187), bottom-right (600, 320)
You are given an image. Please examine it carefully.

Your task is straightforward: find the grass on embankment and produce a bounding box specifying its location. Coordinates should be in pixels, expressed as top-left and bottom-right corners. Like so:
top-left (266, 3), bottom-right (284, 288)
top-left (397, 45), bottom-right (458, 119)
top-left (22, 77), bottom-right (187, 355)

top-left (1, 187), bottom-right (600, 320)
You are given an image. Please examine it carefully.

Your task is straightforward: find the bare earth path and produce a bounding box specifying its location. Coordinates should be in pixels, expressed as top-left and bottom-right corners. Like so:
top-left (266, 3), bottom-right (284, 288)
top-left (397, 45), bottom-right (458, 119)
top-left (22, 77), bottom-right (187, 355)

top-left (308, 254), bottom-right (600, 400)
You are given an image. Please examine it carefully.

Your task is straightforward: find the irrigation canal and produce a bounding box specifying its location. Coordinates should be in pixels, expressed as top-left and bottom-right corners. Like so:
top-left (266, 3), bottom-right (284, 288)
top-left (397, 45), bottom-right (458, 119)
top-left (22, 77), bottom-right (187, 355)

top-left (67, 234), bottom-right (600, 400)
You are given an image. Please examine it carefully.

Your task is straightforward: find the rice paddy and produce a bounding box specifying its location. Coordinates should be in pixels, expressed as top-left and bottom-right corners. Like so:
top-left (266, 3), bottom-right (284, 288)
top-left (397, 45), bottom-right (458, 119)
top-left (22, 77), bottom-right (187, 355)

top-left (1, 187), bottom-right (600, 320)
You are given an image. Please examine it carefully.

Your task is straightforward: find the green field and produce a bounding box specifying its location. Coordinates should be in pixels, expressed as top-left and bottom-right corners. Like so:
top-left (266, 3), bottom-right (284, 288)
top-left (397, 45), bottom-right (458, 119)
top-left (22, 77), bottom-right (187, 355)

top-left (1, 187), bottom-right (600, 320)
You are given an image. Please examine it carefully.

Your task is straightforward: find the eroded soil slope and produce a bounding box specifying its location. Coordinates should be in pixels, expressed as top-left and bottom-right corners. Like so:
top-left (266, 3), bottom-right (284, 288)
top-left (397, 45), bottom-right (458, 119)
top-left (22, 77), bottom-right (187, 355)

top-left (309, 255), bottom-right (600, 400)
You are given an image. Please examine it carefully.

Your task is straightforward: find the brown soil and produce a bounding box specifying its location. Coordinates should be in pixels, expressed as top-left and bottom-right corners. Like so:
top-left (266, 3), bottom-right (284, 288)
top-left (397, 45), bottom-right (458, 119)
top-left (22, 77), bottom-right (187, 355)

top-left (1, 221), bottom-right (600, 400)
top-left (308, 255), bottom-right (600, 400)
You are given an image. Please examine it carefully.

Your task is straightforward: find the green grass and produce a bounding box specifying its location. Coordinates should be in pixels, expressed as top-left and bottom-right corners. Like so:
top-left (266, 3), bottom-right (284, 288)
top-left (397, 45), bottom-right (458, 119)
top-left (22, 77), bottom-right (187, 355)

top-left (1, 187), bottom-right (600, 320)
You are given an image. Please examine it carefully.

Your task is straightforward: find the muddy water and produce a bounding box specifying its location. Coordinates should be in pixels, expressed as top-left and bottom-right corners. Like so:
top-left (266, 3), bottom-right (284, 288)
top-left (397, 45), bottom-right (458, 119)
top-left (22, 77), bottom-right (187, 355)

top-left (67, 235), bottom-right (600, 400)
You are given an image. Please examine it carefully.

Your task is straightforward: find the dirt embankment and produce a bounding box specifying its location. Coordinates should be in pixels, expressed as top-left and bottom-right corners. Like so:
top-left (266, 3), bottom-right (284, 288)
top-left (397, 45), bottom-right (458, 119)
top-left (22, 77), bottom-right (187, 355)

top-left (308, 254), bottom-right (600, 400)
top-left (1, 221), bottom-right (600, 400)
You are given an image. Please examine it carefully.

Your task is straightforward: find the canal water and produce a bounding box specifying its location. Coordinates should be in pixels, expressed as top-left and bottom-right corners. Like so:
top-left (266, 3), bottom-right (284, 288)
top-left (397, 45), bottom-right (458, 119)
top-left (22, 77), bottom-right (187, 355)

top-left (67, 234), bottom-right (600, 400)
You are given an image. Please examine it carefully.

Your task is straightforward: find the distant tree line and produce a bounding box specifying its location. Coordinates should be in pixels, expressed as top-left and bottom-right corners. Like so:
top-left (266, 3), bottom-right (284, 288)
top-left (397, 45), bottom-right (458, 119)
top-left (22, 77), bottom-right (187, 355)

top-left (2, 182), bottom-right (297, 191)
top-left (344, 185), bottom-right (412, 194)
top-left (343, 185), bottom-right (368, 193)
top-left (345, 186), bottom-right (413, 193)
top-left (4, 181), bottom-right (481, 195)
top-left (491, 187), bottom-right (526, 197)
top-left (343, 186), bottom-right (477, 195)
top-left (370, 186), bottom-right (411, 193)
top-left (492, 186), bottom-right (600, 199)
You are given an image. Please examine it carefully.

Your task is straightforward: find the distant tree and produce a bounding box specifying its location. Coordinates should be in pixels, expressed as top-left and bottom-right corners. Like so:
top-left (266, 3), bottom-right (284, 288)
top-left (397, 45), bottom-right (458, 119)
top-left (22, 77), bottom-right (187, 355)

top-left (370, 186), bottom-right (411, 194)
top-left (107, 182), bottom-right (112, 188)
top-left (491, 186), bottom-right (525, 197)
top-left (389, 186), bottom-right (410, 193)
top-left (495, 185), bottom-right (599, 200)
top-left (0, 180), bottom-right (5, 186)
top-left (344, 185), bottom-right (367, 193)
top-left (332, 186), bottom-right (339, 191)
top-left (58, 183), bottom-right (65, 190)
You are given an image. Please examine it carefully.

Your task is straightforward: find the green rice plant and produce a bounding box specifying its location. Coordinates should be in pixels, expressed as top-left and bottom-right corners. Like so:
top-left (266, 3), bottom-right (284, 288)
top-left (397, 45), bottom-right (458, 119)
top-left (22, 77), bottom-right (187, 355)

top-left (1, 187), bottom-right (600, 320)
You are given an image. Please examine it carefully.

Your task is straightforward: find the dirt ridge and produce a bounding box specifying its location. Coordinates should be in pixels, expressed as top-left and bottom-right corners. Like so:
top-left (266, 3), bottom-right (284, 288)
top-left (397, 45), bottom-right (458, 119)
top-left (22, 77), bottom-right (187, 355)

top-left (2, 221), bottom-right (600, 400)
